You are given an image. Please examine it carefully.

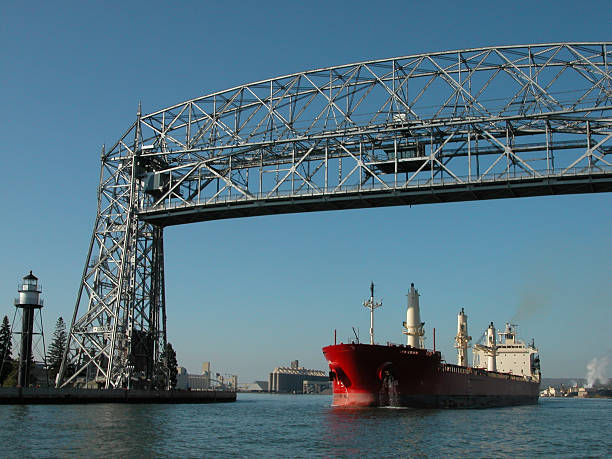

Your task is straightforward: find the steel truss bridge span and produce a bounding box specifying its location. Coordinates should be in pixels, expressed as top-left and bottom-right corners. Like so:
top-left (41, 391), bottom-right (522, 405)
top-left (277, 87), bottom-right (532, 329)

top-left (59, 43), bottom-right (612, 388)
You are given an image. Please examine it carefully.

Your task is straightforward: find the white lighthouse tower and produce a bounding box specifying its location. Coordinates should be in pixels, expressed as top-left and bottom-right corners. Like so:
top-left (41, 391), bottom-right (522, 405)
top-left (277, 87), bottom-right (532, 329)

top-left (14, 271), bottom-right (45, 387)
top-left (403, 283), bottom-right (425, 348)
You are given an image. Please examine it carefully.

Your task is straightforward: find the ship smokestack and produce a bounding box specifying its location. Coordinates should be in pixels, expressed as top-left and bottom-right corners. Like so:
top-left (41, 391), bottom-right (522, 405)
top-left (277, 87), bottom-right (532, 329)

top-left (486, 322), bottom-right (497, 372)
top-left (454, 308), bottom-right (471, 366)
top-left (403, 283), bottom-right (425, 348)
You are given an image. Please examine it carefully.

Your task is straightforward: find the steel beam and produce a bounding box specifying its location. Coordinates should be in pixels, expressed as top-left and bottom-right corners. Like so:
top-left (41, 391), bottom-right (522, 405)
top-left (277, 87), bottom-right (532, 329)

top-left (58, 42), bottom-right (612, 389)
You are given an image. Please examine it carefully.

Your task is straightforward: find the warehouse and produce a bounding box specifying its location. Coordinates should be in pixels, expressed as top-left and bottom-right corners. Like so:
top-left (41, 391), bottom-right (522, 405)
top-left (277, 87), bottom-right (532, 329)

top-left (268, 360), bottom-right (328, 393)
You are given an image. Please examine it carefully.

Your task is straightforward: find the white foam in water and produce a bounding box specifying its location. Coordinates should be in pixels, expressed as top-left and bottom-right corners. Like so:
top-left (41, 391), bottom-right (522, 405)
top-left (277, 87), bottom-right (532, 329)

top-left (379, 374), bottom-right (400, 407)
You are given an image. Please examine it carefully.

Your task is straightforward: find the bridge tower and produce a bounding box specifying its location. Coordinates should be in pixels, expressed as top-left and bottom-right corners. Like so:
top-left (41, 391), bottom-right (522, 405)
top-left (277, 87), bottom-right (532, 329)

top-left (57, 108), bottom-right (167, 389)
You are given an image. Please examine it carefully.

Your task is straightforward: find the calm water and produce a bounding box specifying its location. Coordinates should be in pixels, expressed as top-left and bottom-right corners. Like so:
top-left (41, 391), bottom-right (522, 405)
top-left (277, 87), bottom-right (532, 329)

top-left (0, 394), bottom-right (610, 458)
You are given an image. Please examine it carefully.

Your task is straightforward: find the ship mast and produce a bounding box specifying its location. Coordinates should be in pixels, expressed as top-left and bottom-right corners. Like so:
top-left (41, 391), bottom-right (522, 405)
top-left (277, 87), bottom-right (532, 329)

top-left (473, 322), bottom-right (498, 372)
top-left (363, 282), bottom-right (382, 345)
top-left (403, 283), bottom-right (425, 348)
top-left (454, 308), bottom-right (472, 366)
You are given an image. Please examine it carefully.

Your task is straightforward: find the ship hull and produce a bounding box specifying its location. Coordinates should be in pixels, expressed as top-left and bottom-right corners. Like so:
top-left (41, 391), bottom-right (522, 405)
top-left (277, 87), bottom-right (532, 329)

top-left (323, 343), bottom-right (540, 409)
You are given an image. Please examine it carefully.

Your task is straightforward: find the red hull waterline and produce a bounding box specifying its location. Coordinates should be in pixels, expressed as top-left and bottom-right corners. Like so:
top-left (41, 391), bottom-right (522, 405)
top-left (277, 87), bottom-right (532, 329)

top-left (322, 343), bottom-right (540, 409)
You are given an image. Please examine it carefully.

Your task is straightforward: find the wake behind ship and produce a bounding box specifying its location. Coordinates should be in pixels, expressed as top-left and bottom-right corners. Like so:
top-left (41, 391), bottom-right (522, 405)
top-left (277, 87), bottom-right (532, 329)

top-left (322, 283), bottom-right (541, 408)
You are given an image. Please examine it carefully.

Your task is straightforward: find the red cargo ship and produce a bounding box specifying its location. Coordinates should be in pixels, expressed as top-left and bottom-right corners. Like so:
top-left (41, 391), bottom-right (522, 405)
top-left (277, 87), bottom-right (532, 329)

top-left (322, 283), bottom-right (541, 408)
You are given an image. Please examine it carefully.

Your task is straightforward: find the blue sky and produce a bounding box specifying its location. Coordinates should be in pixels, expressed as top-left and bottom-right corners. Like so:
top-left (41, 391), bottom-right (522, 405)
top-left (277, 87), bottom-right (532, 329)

top-left (1, 1), bottom-right (610, 382)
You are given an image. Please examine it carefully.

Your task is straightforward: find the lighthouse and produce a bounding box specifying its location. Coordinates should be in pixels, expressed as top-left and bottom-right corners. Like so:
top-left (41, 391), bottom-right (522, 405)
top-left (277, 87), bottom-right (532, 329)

top-left (14, 271), bottom-right (44, 387)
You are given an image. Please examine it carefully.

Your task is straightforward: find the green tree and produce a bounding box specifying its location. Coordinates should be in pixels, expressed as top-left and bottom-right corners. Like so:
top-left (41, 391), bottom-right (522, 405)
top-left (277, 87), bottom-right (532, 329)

top-left (27, 349), bottom-right (37, 387)
top-left (0, 315), bottom-right (38, 387)
top-left (3, 366), bottom-right (17, 387)
top-left (0, 316), bottom-right (13, 385)
top-left (47, 317), bottom-right (67, 384)
top-left (158, 343), bottom-right (178, 389)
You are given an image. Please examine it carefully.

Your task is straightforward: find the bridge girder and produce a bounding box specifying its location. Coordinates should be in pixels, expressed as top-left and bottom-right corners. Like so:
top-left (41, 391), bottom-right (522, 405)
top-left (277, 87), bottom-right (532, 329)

top-left (59, 42), bottom-right (612, 388)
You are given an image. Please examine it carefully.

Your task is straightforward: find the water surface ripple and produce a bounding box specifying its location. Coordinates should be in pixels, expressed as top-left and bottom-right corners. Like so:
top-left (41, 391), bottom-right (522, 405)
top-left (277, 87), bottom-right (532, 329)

top-left (0, 394), bottom-right (610, 458)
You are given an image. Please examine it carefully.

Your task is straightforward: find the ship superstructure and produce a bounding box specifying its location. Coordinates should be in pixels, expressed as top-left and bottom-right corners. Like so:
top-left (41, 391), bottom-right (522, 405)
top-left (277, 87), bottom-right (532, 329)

top-left (473, 323), bottom-right (540, 379)
top-left (322, 283), bottom-right (541, 408)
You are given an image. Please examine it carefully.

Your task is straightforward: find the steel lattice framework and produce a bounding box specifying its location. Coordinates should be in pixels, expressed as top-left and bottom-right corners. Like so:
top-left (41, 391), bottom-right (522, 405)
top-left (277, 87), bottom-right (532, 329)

top-left (59, 43), bottom-right (612, 388)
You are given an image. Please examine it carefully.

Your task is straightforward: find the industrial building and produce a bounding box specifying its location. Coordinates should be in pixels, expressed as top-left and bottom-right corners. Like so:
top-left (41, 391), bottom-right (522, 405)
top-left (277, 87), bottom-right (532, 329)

top-left (176, 362), bottom-right (237, 391)
top-left (176, 362), bottom-right (211, 390)
top-left (176, 367), bottom-right (210, 390)
top-left (268, 360), bottom-right (328, 393)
